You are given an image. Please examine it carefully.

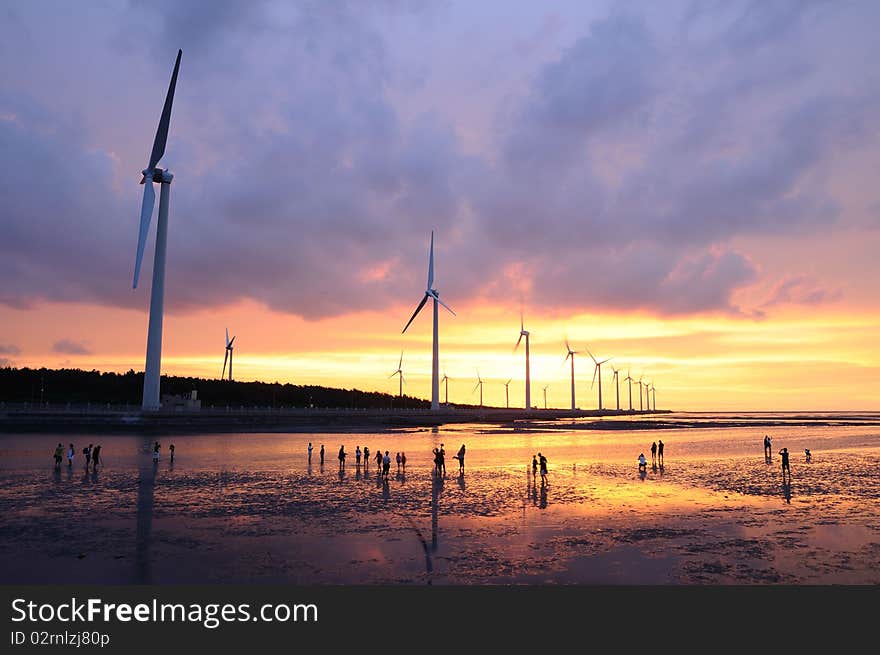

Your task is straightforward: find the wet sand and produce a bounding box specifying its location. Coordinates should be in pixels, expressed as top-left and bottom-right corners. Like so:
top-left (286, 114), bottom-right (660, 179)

top-left (1, 417), bottom-right (878, 584)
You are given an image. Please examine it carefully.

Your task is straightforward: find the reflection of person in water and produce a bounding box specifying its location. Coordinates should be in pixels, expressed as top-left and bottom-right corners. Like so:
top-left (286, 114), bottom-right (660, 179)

top-left (539, 480), bottom-right (547, 509)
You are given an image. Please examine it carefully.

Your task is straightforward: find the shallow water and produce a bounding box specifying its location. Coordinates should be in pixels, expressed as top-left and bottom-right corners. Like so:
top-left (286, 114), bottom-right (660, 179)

top-left (1, 416), bottom-right (878, 584)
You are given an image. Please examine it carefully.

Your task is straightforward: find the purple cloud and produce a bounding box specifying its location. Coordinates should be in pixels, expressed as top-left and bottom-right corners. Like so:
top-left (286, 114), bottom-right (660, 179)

top-left (52, 340), bottom-right (92, 356)
top-left (0, 344), bottom-right (21, 355)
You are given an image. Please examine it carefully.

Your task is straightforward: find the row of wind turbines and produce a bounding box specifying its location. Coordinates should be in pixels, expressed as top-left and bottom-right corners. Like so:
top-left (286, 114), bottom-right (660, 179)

top-left (395, 231), bottom-right (661, 412)
top-left (130, 49), bottom-right (662, 413)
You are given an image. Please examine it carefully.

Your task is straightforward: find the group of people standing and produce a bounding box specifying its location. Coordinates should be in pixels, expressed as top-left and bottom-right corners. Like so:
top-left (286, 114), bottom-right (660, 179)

top-left (763, 434), bottom-right (807, 483)
top-left (530, 452), bottom-right (548, 483)
top-left (638, 440), bottom-right (664, 472)
top-left (432, 443), bottom-right (466, 476)
top-left (53, 442), bottom-right (101, 471)
top-left (327, 443), bottom-right (406, 480)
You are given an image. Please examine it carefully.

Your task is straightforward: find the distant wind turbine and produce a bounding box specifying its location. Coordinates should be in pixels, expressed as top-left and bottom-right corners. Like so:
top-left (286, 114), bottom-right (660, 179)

top-left (636, 376), bottom-right (644, 412)
top-left (542, 384), bottom-right (549, 410)
top-left (221, 328), bottom-right (236, 381)
top-left (472, 370), bottom-right (484, 408)
top-left (441, 370), bottom-right (450, 406)
top-left (389, 351), bottom-right (405, 397)
top-left (514, 313), bottom-right (531, 410)
top-left (646, 382), bottom-right (653, 412)
top-left (652, 384), bottom-right (657, 410)
top-left (503, 379), bottom-right (512, 409)
top-left (402, 231), bottom-right (456, 411)
top-left (564, 340), bottom-right (580, 411)
top-left (624, 370), bottom-right (634, 411)
top-left (588, 349), bottom-right (611, 411)
top-left (132, 49), bottom-right (182, 411)
top-left (610, 366), bottom-right (620, 411)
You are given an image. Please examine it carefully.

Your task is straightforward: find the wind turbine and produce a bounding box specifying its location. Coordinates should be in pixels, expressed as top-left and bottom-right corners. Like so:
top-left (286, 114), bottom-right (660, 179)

top-left (503, 379), bottom-right (512, 409)
top-left (514, 314), bottom-right (531, 410)
top-left (389, 352), bottom-right (405, 397)
top-left (636, 376), bottom-right (644, 411)
top-left (588, 350), bottom-right (611, 411)
top-left (132, 49), bottom-right (182, 411)
top-left (610, 366), bottom-right (621, 411)
top-left (472, 370), bottom-right (484, 408)
top-left (646, 382), bottom-right (653, 411)
top-left (564, 340), bottom-right (580, 410)
top-left (652, 384), bottom-right (657, 410)
top-left (542, 384), bottom-right (549, 410)
top-left (402, 231), bottom-right (456, 411)
top-left (441, 371), bottom-right (450, 406)
top-left (624, 370), bottom-right (634, 411)
top-left (221, 328), bottom-right (236, 382)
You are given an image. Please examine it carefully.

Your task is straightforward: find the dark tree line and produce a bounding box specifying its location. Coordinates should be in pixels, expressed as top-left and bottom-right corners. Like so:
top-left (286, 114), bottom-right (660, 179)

top-left (0, 367), bottom-right (429, 409)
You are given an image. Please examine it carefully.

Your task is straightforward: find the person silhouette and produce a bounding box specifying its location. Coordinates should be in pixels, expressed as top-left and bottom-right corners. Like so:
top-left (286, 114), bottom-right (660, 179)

top-left (779, 447), bottom-right (791, 482)
top-left (356, 446), bottom-right (361, 467)
top-left (53, 443), bottom-right (63, 470)
top-left (338, 445), bottom-right (346, 470)
top-left (91, 444), bottom-right (101, 471)
top-left (401, 452), bottom-right (407, 472)
top-left (308, 442), bottom-right (313, 463)
top-left (320, 444), bottom-right (325, 465)
top-left (454, 444), bottom-right (466, 473)
top-left (396, 452), bottom-right (401, 473)
top-left (657, 440), bottom-right (664, 466)
top-left (153, 441), bottom-right (160, 464)
top-left (538, 452), bottom-right (548, 484)
top-left (382, 451), bottom-right (391, 479)
top-left (650, 441), bottom-right (657, 465)
top-left (439, 444), bottom-right (447, 476)
top-left (363, 446), bottom-right (370, 470)
top-left (638, 453), bottom-right (647, 471)
top-left (169, 443), bottom-right (175, 463)
top-left (804, 448), bottom-right (812, 463)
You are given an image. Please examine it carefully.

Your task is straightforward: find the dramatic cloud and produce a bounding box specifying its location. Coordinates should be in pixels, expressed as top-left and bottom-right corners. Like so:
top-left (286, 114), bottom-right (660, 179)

top-left (0, 344), bottom-right (21, 355)
top-left (1, 0), bottom-right (878, 320)
top-left (51, 340), bottom-right (92, 356)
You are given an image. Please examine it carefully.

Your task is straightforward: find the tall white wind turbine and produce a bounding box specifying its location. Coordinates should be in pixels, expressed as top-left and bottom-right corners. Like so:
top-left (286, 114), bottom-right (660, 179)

top-left (402, 231), bottom-right (456, 411)
top-left (610, 366), bottom-right (621, 411)
top-left (389, 351), bottom-right (405, 397)
top-left (221, 328), bottom-right (236, 382)
top-left (514, 314), bottom-right (531, 410)
top-left (564, 340), bottom-right (580, 411)
top-left (133, 49), bottom-right (182, 411)
top-left (624, 370), bottom-right (634, 411)
top-left (588, 349), bottom-right (611, 411)
top-left (472, 370), bottom-right (484, 408)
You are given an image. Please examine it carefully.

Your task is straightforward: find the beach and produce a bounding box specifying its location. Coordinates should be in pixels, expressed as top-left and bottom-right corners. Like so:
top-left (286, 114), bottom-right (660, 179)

top-left (1, 413), bottom-right (878, 584)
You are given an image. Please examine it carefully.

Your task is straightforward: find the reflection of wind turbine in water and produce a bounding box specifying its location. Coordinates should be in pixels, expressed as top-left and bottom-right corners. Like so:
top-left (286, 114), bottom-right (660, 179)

top-left (472, 370), bottom-right (484, 408)
top-left (221, 328), bottom-right (235, 381)
top-left (624, 370), bottom-right (634, 411)
top-left (610, 366), bottom-right (621, 411)
top-left (588, 349), bottom-right (611, 411)
top-left (134, 438), bottom-right (156, 583)
top-left (404, 475), bottom-right (443, 585)
top-left (564, 339), bottom-right (580, 410)
top-left (543, 384), bottom-right (549, 409)
top-left (401, 231), bottom-right (456, 411)
top-left (503, 379), bottom-right (512, 409)
top-left (514, 313), bottom-right (531, 410)
top-left (389, 352), bottom-right (405, 397)
top-left (133, 49), bottom-right (183, 411)
top-left (441, 370), bottom-right (450, 406)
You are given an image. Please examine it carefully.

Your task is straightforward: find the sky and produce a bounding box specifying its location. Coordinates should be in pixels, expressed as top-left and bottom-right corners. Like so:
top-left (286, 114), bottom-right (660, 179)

top-left (1, 0), bottom-right (879, 411)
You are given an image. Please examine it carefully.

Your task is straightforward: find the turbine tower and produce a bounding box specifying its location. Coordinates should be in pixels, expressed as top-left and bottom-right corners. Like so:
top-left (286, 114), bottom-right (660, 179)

top-left (514, 314), bottom-right (531, 410)
top-left (441, 371), bottom-right (450, 406)
top-left (588, 349), bottom-right (611, 411)
top-left (472, 370), bottom-right (484, 408)
top-left (132, 49), bottom-right (182, 411)
top-left (646, 382), bottom-right (653, 411)
top-left (542, 384), bottom-right (549, 410)
top-left (624, 370), bottom-right (634, 411)
top-left (221, 328), bottom-right (236, 381)
top-left (610, 366), bottom-right (620, 411)
top-left (636, 376), bottom-right (644, 411)
top-left (402, 231), bottom-right (456, 411)
top-left (389, 352), bottom-right (405, 397)
top-left (503, 379), bottom-right (512, 409)
top-left (652, 385), bottom-right (657, 410)
top-left (564, 340), bottom-right (580, 411)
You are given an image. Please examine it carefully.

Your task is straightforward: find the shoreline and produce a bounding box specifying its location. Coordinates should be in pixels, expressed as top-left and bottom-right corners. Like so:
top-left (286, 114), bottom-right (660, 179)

top-left (2, 405), bottom-right (879, 434)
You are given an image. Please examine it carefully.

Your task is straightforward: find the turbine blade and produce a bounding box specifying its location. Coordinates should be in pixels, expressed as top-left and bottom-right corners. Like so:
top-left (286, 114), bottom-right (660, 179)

top-left (132, 180), bottom-right (156, 288)
top-left (520, 312), bottom-right (524, 332)
top-left (591, 364), bottom-right (597, 389)
top-left (228, 336), bottom-right (235, 347)
top-left (225, 327), bottom-right (229, 347)
top-left (434, 294), bottom-right (456, 316)
top-left (399, 351), bottom-right (404, 369)
top-left (427, 230), bottom-right (434, 291)
top-left (587, 349), bottom-right (597, 364)
top-left (402, 294), bottom-right (429, 333)
top-left (565, 351), bottom-right (571, 362)
top-left (222, 350), bottom-right (228, 379)
top-left (514, 333), bottom-right (523, 352)
top-left (148, 49), bottom-right (182, 171)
